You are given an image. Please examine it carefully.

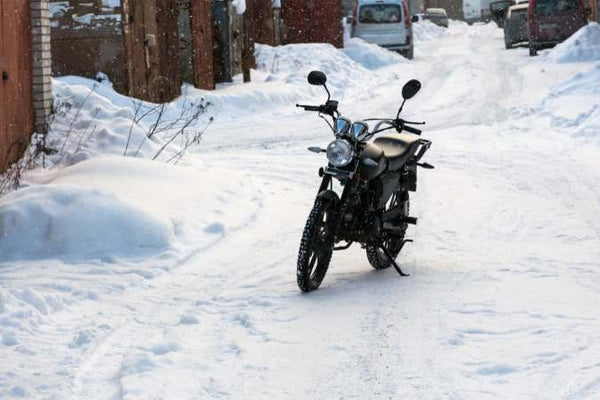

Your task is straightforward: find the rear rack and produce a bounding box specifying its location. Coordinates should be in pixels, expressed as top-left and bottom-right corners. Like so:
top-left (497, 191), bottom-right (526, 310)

top-left (412, 139), bottom-right (432, 162)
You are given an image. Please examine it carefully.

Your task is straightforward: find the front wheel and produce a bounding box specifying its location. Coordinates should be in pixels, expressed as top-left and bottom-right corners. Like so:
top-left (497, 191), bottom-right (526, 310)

top-left (297, 199), bottom-right (337, 292)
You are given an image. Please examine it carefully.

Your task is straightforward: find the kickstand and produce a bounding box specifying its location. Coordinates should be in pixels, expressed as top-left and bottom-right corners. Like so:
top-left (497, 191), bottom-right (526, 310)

top-left (378, 239), bottom-right (413, 277)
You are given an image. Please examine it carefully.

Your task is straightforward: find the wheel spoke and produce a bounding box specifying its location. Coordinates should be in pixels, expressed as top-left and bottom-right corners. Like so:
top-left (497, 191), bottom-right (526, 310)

top-left (309, 252), bottom-right (318, 270)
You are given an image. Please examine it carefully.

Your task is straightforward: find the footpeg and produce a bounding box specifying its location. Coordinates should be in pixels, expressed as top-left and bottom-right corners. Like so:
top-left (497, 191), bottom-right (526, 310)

top-left (401, 216), bottom-right (418, 225)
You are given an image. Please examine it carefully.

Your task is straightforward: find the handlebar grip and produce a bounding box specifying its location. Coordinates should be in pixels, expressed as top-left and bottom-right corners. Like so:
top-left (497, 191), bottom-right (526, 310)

top-left (296, 104), bottom-right (321, 112)
top-left (403, 125), bottom-right (422, 135)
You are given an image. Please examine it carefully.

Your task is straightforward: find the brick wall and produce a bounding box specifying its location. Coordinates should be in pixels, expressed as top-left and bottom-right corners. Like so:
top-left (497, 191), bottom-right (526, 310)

top-left (30, 0), bottom-right (52, 134)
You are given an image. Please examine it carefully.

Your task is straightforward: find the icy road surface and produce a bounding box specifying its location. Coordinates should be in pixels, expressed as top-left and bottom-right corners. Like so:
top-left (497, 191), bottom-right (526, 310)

top-left (2, 23), bottom-right (600, 399)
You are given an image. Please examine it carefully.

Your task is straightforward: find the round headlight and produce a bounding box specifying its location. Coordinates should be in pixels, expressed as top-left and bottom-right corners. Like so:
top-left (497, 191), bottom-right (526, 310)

top-left (327, 139), bottom-right (354, 167)
top-left (335, 117), bottom-right (351, 136)
top-left (351, 121), bottom-right (369, 142)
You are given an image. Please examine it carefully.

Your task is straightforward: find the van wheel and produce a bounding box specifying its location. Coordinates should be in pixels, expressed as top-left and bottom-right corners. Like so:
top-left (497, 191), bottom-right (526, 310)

top-left (400, 46), bottom-right (414, 60)
top-left (529, 43), bottom-right (538, 56)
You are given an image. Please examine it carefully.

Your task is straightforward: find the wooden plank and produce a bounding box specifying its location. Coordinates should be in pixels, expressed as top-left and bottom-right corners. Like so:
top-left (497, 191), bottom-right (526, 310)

top-left (122, 0), bottom-right (150, 99)
top-left (311, 0), bottom-right (343, 48)
top-left (190, 0), bottom-right (214, 89)
top-left (253, 0), bottom-right (275, 46)
top-left (155, 0), bottom-right (181, 102)
top-left (281, 0), bottom-right (312, 44)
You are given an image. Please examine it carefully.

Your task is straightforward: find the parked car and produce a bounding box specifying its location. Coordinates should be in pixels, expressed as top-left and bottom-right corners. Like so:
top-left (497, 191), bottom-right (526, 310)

top-left (490, 1), bottom-right (512, 27)
top-left (504, 3), bottom-right (529, 48)
top-left (528, 0), bottom-right (588, 56)
top-left (351, 0), bottom-right (414, 59)
top-left (423, 8), bottom-right (449, 28)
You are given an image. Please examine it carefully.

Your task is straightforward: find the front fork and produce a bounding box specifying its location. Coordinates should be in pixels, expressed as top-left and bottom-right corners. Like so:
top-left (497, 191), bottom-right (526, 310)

top-left (315, 174), bottom-right (353, 246)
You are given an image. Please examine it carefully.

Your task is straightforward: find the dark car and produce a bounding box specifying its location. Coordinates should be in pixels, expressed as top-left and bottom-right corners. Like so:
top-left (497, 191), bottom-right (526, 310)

top-left (490, 1), bottom-right (512, 27)
top-left (528, 0), bottom-right (588, 56)
top-left (423, 8), bottom-right (449, 28)
top-left (504, 4), bottom-right (529, 48)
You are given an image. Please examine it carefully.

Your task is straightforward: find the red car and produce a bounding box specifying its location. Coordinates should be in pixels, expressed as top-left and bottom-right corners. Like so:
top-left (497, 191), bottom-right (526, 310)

top-left (528, 0), bottom-right (589, 56)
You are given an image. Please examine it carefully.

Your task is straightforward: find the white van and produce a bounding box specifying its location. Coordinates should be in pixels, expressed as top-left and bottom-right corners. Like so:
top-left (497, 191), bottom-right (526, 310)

top-left (463, 0), bottom-right (493, 23)
top-left (350, 0), bottom-right (414, 59)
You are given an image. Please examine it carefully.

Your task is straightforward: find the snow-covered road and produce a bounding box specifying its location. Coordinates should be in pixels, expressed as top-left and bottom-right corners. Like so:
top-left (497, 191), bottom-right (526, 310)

top-left (2, 22), bottom-right (600, 399)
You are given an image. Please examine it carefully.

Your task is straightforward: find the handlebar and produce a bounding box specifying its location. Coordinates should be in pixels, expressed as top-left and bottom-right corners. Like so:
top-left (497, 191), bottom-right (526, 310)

top-left (372, 118), bottom-right (423, 136)
top-left (296, 104), bottom-right (321, 112)
top-left (296, 100), bottom-right (339, 116)
top-left (402, 124), bottom-right (422, 135)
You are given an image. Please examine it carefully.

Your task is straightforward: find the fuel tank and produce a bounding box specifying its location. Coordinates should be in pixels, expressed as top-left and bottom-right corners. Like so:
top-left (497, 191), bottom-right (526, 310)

top-left (357, 142), bottom-right (387, 181)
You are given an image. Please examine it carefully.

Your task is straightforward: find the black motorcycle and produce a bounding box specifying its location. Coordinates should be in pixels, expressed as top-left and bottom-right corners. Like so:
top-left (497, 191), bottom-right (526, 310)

top-left (296, 70), bottom-right (434, 292)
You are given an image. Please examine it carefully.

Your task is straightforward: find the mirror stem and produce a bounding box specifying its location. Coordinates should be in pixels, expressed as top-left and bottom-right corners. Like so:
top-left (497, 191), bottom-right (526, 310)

top-left (323, 84), bottom-right (331, 102)
top-left (396, 99), bottom-right (406, 119)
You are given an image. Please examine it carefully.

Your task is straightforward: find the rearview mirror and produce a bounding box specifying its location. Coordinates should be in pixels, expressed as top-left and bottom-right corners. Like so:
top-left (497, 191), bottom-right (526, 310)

top-left (402, 79), bottom-right (421, 100)
top-left (412, 15), bottom-right (419, 23)
top-left (308, 71), bottom-right (327, 86)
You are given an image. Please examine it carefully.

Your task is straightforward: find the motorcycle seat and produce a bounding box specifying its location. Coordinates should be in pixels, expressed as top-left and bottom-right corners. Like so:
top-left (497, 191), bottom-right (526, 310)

top-left (373, 134), bottom-right (420, 171)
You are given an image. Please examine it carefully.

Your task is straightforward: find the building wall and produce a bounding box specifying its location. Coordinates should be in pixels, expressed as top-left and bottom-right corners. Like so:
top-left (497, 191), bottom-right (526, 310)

top-left (51, 1), bottom-right (126, 93)
top-left (0, 0), bottom-right (34, 172)
top-left (31, 0), bottom-right (52, 134)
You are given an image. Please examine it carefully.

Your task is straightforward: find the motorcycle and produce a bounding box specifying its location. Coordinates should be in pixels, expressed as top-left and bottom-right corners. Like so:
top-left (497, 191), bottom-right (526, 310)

top-left (296, 70), bottom-right (434, 292)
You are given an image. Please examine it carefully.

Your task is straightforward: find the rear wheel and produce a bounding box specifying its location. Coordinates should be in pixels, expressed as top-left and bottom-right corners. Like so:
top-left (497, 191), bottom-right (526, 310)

top-left (297, 199), bottom-right (337, 292)
top-left (366, 191), bottom-right (409, 270)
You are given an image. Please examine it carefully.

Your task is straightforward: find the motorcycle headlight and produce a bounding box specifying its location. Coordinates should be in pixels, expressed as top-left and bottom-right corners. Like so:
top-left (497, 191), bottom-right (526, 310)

top-left (327, 139), bottom-right (354, 167)
top-left (351, 121), bottom-right (369, 142)
top-left (335, 117), bottom-right (351, 137)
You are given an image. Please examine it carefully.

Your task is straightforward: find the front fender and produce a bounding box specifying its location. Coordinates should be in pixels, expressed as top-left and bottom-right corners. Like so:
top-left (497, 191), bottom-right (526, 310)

top-left (316, 190), bottom-right (340, 207)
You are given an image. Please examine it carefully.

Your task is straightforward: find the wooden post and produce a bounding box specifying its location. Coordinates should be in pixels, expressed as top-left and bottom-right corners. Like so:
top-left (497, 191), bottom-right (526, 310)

top-left (190, 0), bottom-right (214, 89)
top-left (242, 0), bottom-right (256, 83)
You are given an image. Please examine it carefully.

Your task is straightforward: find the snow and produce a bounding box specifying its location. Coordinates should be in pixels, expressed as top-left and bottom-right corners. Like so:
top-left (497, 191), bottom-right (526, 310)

top-left (2, 19), bottom-right (600, 400)
top-left (0, 184), bottom-right (171, 263)
top-left (344, 38), bottom-right (408, 69)
top-left (546, 22), bottom-right (600, 63)
top-left (412, 20), bottom-right (449, 43)
top-left (231, 0), bottom-right (246, 14)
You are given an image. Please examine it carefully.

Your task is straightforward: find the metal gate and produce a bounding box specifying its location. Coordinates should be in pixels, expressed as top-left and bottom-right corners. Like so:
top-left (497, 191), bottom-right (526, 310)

top-left (0, 0), bottom-right (33, 172)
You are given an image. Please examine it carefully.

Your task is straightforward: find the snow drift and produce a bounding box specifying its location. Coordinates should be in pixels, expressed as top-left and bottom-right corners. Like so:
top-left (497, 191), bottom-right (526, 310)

top-left (344, 38), bottom-right (408, 69)
top-left (546, 22), bottom-right (600, 63)
top-left (413, 20), bottom-right (449, 42)
top-left (0, 185), bottom-right (171, 263)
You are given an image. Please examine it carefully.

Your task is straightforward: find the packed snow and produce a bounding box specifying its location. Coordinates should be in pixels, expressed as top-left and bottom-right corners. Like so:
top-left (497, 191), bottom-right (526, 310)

top-left (546, 22), bottom-right (600, 63)
top-left (2, 21), bottom-right (600, 400)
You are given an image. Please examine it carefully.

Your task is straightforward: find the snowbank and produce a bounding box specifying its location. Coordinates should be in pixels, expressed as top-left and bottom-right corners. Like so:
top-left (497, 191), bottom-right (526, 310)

top-left (0, 185), bottom-right (171, 263)
top-left (551, 61), bottom-right (600, 96)
top-left (344, 38), bottom-right (408, 69)
top-left (546, 23), bottom-right (600, 63)
top-left (50, 77), bottom-right (212, 167)
top-left (413, 20), bottom-right (448, 42)
top-left (539, 62), bottom-right (600, 140)
top-left (256, 43), bottom-right (370, 91)
top-left (0, 156), bottom-right (259, 263)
